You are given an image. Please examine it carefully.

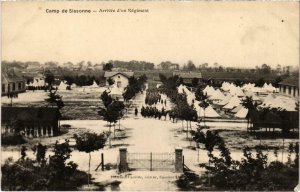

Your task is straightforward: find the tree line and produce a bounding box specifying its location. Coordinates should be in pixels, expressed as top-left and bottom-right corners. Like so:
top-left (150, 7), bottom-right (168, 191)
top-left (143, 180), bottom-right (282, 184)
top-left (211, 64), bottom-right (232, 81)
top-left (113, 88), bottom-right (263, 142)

top-left (122, 74), bottom-right (147, 102)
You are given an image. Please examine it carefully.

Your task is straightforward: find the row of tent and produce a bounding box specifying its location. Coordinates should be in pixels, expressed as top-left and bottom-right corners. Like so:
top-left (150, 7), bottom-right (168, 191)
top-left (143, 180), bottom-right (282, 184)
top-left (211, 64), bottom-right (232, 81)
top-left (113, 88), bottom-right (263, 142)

top-left (27, 80), bottom-right (100, 90)
top-left (180, 82), bottom-right (297, 119)
top-left (26, 78), bottom-right (47, 87)
top-left (178, 84), bottom-right (249, 118)
top-left (216, 92), bottom-right (297, 118)
top-left (178, 85), bottom-right (220, 118)
top-left (214, 94), bottom-right (249, 118)
top-left (221, 82), bottom-right (278, 94)
top-left (204, 85), bottom-right (261, 103)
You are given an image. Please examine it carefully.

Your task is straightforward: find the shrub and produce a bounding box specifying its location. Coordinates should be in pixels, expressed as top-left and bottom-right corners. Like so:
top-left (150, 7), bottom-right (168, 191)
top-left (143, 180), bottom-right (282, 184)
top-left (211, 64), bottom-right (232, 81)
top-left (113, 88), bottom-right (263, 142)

top-left (1, 140), bottom-right (98, 191)
top-left (1, 133), bottom-right (26, 145)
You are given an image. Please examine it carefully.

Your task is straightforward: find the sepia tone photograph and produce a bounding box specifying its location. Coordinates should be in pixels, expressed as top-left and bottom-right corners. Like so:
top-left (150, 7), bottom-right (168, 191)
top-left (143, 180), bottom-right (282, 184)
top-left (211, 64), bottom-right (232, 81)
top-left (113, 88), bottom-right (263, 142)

top-left (1, 1), bottom-right (299, 191)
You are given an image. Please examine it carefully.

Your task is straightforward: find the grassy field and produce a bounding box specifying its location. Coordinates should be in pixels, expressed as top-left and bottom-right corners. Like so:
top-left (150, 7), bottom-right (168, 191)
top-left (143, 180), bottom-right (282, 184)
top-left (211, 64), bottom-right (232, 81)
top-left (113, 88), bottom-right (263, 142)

top-left (1, 88), bottom-right (105, 120)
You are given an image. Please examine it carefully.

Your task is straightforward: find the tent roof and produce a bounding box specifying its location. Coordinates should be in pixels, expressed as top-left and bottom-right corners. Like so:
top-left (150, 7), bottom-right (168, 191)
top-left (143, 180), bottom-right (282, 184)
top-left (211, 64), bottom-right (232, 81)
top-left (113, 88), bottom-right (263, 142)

top-left (104, 71), bottom-right (134, 78)
top-left (231, 104), bottom-right (243, 113)
top-left (210, 89), bottom-right (225, 100)
top-left (235, 107), bottom-right (248, 118)
top-left (223, 95), bottom-right (241, 109)
top-left (218, 94), bottom-right (232, 105)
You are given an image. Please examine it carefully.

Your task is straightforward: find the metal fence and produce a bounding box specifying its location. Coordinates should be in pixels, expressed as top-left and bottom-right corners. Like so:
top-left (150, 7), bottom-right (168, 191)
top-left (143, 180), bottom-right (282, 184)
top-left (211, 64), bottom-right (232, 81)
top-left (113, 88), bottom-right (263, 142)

top-left (127, 152), bottom-right (175, 171)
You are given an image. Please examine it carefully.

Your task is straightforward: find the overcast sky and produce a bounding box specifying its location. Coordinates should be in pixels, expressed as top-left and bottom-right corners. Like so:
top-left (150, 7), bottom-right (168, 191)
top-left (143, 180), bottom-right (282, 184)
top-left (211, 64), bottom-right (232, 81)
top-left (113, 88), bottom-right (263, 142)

top-left (2, 1), bottom-right (299, 68)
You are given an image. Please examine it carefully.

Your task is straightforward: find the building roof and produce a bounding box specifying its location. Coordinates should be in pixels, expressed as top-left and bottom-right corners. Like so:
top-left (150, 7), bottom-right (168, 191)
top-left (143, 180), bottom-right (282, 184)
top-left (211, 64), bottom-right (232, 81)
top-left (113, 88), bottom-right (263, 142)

top-left (104, 71), bottom-right (134, 78)
top-left (172, 71), bottom-right (202, 79)
top-left (278, 76), bottom-right (299, 87)
top-left (1, 72), bottom-right (25, 83)
top-left (1, 107), bottom-right (61, 122)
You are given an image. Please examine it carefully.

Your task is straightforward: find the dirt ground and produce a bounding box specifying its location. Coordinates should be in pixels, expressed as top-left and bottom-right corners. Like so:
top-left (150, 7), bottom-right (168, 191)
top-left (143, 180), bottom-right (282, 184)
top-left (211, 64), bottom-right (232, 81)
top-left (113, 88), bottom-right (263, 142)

top-left (1, 86), bottom-right (299, 191)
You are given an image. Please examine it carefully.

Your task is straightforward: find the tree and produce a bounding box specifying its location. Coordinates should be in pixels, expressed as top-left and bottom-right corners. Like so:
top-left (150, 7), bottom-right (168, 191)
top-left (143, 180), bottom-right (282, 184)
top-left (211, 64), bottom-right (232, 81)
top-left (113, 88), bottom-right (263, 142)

top-left (99, 100), bottom-right (125, 141)
top-left (45, 71), bottom-right (55, 89)
top-left (110, 100), bottom-right (126, 132)
top-left (32, 143), bottom-right (47, 165)
top-left (20, 146), bottom-right (27, 160)
top-left (100, 90), bottom-right (113, 108)
top-left (183, 60), bottom-right (196, 71)
top-left (199, 99), bottom-right (209, 126)
top-left (64, 76), bottom-right (74, 89)
top-left (122, 75), bottom-right (147, 102)
top-left (241, 96), bottom-right (257, 130)
top-left (159, 73), bottom-right (167, 84)
top-left (75, 133), bottom-right (107, 186)
top-left (107, 78), bottom-right (114, 86)
top-left (195, 88), bottom-right (209, 125)
top-left (255, 77), bottom-right (265, 87)
top-left (192, 78), bottom-right (199, 87)
top-left (261, 64), bottom-right (271, 74)
top-left (197, 138), bottom-right (299, 191)
top-left (45, 90), bottom-right (64, 109)
top-left (103, 63), bottom-right (113, 71)
top-left (234, 79), bottom-right (243, 87)
top-left (272, 76), bottom-right (283, 88)
top-left (1, 140), bottom-right (93, 190)
top-left (159, 61), bottom-right (179, 70)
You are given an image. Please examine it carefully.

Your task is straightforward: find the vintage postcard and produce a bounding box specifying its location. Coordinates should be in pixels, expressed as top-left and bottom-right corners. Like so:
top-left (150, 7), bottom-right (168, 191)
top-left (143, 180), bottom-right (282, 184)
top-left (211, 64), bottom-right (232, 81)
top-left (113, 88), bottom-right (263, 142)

top-left (1, 1), bottom-right (299, 191)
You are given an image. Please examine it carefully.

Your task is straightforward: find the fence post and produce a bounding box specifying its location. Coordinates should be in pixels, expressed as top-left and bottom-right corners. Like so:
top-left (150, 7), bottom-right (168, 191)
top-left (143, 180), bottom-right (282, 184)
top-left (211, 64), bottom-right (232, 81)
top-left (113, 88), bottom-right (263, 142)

top-left (119, 147), bottom-right (127, 172)
top-left (175, 147), bottom-right (183, 172)
top-left (101, 153), bottom-right (104, 171)
top-left (150, 152), bottom-right (152, 171)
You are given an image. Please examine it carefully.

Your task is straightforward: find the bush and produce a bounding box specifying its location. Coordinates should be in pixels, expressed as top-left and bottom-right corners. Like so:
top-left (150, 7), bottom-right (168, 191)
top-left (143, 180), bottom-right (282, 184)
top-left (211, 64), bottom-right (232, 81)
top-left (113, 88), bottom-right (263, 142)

top-left (193, 132), bottom-right (299, 191)
top-left (1, 140), bottom-right (98, 191)
top-left (177, 171), bottom-right (204, 191)
top-left (1, 133), bottom-right (26, 145)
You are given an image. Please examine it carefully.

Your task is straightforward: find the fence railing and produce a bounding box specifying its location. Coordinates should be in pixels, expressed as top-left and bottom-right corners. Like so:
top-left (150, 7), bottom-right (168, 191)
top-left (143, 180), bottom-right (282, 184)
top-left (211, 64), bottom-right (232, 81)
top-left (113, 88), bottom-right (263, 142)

top-left (127, 152), bottom-right (175, 171)
top-left (118, 147), bottom-right (183, 172)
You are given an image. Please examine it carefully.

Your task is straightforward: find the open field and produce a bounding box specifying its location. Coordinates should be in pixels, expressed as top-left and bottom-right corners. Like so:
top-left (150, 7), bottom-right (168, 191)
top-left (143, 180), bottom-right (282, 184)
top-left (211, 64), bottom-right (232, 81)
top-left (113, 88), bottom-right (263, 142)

top-left (1, 87), bottom-right (106, 120)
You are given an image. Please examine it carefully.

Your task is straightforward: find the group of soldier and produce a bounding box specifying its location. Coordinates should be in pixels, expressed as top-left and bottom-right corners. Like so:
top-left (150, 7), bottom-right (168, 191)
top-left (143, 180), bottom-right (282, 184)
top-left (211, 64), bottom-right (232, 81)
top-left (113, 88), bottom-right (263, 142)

top-left (140, 106), bottom-right (168, 120)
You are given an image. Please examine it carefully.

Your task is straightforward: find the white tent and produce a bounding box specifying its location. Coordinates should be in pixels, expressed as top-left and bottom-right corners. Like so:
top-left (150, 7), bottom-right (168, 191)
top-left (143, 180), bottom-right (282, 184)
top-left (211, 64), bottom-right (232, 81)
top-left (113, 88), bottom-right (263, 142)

top-left (231, 104), bottom-right (243, 113)
top-left (242, 83), bottom-right (255, 91)
top-left (221, 82), bottom-right (231, 91)
top-left (252, 94), bottom-right (261, 101)
top-left (223, 95), bottom-right (241, 110)
top-left (90, 80), bottom-right (99, 88)
top-left (71, 83), bottom-right (77, 88)
top-left (217, 94), bottom-right (232, 106)
top-left (177, 84), bottom-right (185, 94)
top-left (209, 89), bottom-right (225, 101)
top-left (264, 96), bottom-right (297, 111)
top-left (58, 81), bottom-right (68, 90)
top-left (263, 83), bottom-right (277, 93)
top-left (194, 101), bottom-right (220, 118)
top-left (251, 87), bottom-right (267, 94)
top-left (234, 87), bottom-right (245, 97)
top-left (235, 107), bottom-right (249, 118)
top-left (244, 90), bottom-right (253, 97)
top-left (203, 85), bottom-right (214, 95)
top-left (264, 93), bottom-right (275, 101)
top-left (228, 84), bottom-right (237, 94)
top-left (262, 94), bottom-right (276, 106)
top-left (229, 85), bottom-right (245, 97)
top-left (203, 105), bottom-right (220, 117)
top-left (244, 90), bottom-right (261, 101)
top-left (186, 94), bottom-right (196, 106)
